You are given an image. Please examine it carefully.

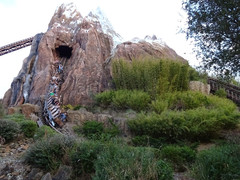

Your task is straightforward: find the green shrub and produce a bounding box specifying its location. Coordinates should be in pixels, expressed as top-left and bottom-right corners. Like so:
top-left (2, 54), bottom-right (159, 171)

top-left (0, 119), bottom-right (20, 143)
top-left (128, 107), bottom-right (240, 142)
top-left (0, 103), bottom-right (4, 118)
top-left (93, 144), bottom-right (173, 180)
top-left (192, 144), bottom-right (240, 180)
top-left (95, 89), bottom-right (151, 111)
top-left (112, 58), bottom-right (190, 97)
top-left (33, 125), bottom-right (57, 141)
top-left (188, 67), bottom-right (208, 83)
top-left (62, 104), bottom-right (74, 110)
top-left (70, 141), bottom-right (104, 177)
top-left (19, 120), bottom-right (37, 138)
top-left (131, 135), bottom-right (165, 148)
top-left (207, 95), bottom-right (237, 114)
top-left (150, 100), bottom-right (168, 114)
top-left (156, 160), bottom-right (174, 180)
top-left (24, 135), bottom-right (75, 171)
top-left (152, 91), bottom-right (210, 112)
top-left (127, 111), bottom-right (188, 141)
top-left (94, 90), bottom-right (114, 107)
top-left (4, 113), bottom-right (27, 123)
top-left (82, 121), bottom-right (104, 139)
top-left (215, 88), bottom-right (227, 98)
top-left (160, 145), bottom-right (196, 171)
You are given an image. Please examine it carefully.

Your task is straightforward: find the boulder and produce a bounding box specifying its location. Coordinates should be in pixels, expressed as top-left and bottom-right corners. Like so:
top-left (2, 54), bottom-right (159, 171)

top-left (189, 81), bottom-right (210, 95)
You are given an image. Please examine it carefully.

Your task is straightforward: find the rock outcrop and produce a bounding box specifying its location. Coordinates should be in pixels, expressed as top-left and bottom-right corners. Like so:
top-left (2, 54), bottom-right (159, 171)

top-left (3, 3), bottom-right (187, 107)
top-left (113, 35), bottom-right (187, 64)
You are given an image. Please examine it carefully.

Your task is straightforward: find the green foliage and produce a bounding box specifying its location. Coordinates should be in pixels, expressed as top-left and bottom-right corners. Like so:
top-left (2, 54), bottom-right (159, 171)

top-left (0, 119), bottom-right (20, 143)
top-left (19, 120), bottom-right (37, 138)
top-left (189, 67), bottom-right (208, 83)
top-left (70, 141), bottom-right (104, 176)
top-left (62, 104), bottom-right (81, 110)
top-left (151, 99), bottom-right (168, 114)
top-left (192, 144), bottom-right (240, 180)
top-left (0, 103), bottom-right (4, 118)
top-left (93, 144), bottom-right (172, 180)
top-left (214, 88), bottom-right (227, 98)
top-left (33, 125), bottom-right (57, 141)
top-left (82, 121), bottom-right (104, 139)
top-left (131, 135), bottom-right (165, 148)
top-left (94, 90), bottom-right (114, 107)
top-left (127, 111), bottom-right (188, 141)
top-left (183, 0), bottom-right (240, 76)
top-left (95, 89), bottom-right (151, 111)
top-left (75, 119), bottom-right (120, 141)
top-left (24, 135), bottom-right (75, 171)
top-left (128, 105), bottom-right (240, 142)
top-left (152, 91), bottom-right (210, 112)
top-left (160, 145), bottom-right (196, 171)
top-left (4, 113), bottom-right (27, 123)
top-left (5, 113), bottom-right (37, 138)
top-left (112, 58), bottom-right (190, 97)
top-left (70, 140), bottom-right (173, 179)
top-left (156, 160), bottom-right (174, 180)
top-left (112, 89), bottom-right (151, 111)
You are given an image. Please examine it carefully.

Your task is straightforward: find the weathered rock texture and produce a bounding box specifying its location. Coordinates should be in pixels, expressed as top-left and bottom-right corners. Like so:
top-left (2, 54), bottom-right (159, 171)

top-left (189, 81), bottom-right (210, 95)
top-left (3, 3), bottom-right (187, 107)
top-left (113, 36), bottom-right (187, 64)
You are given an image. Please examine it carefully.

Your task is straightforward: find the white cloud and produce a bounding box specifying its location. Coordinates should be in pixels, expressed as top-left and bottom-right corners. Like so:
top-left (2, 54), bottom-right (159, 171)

top-left (0, 0), bottom-right (199, 98)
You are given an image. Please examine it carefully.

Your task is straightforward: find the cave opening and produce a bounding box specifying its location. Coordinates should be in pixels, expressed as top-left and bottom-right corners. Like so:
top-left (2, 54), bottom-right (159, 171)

top-left (55, 45), bottom-right (73, 59)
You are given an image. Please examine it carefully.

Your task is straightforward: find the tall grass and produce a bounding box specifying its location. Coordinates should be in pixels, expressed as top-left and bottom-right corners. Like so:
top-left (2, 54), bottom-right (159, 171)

top-left (112, 58), bottom-right (190, 97)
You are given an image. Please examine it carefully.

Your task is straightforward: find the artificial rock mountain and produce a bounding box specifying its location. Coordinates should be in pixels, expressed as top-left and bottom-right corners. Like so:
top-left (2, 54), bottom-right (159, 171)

top-left (3, 3), bottom-right (187, 108)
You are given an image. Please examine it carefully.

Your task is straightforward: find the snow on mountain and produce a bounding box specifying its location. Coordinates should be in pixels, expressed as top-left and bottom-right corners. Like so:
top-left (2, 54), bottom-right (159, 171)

top-left (87, 7), bottom-right (123, 49)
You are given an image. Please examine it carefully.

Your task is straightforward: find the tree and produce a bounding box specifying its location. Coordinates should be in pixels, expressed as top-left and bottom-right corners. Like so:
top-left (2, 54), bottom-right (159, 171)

top-left (183, 0), bottom-right (240, 77)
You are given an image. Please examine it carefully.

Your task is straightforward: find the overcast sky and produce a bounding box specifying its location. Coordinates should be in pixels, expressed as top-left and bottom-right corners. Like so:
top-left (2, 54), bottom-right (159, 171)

top-left (0, 0), bottom-right (199, 98)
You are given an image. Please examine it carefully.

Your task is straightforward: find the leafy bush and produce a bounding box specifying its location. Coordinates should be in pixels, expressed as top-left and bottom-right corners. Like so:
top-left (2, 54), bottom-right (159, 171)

top-left (19, 120), bottom-right (37, 138)
top-left (214, 88), bottom-right (227, 98)
top-left (0, 119), bottom-right (20, 143)
top-left (112, 58), bottom-right (190, 97)
top-left (156, 160), bottom-right (174, 180)
top-left (131, 135), bottom-right (165, 148)
top-left (76, 120), bottom-right (120, 141)
top-left (192, 144), bottom-right (240, 180)
top-left (4, 113), bottom-right (38, 138)
top-left (188, 67), bottom-right (208, 83)
top-left (94, 90), bottom-right (114, 107)
top-left (95, 89), bottom-right (151, 111)
top-left (4, 113), bottom-right (27, 123)
top-left (128, 107), bottom-right (240, 142)
top-left (160, 145), bottom-right (196, 171)
top-left (33, 125), bottom-right (57, 141)
top-left (0, 103), bottom-right (4, 118)
top-left (93, 144), bottom-right (173, 180)
top-left (24, 135), bottom-right (75, 171)
top-left (150, 99), bottom-right (168, 114)
top-left (127, 111), bottom-right (188, 141)
top-left (82, 121), bottom-right (104, 139)
top-left (152, 91), bottom-right (210, 112)
top-left (70, 141), bottom-right (104, 177)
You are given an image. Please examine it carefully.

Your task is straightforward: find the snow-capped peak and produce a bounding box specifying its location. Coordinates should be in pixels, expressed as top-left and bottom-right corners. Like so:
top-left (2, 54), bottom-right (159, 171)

top-left (130, 35), bottom-right (166, 47)
top-left (87, 7), bottom-right (123, 48)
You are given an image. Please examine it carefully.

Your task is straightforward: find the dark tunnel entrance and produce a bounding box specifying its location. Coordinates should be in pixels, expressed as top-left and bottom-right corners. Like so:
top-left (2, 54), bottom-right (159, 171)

top-left (55, 45), bottom-right (72, 59)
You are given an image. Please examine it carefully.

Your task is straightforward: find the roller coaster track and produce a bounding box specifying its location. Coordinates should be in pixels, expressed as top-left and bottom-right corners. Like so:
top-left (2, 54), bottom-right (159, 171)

top-left (0, 37), bottom-right (34, 56)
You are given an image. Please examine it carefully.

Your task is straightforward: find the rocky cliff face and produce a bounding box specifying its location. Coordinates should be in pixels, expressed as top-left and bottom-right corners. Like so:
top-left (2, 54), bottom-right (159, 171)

top-left (3, 3), bottom-right (187, 107)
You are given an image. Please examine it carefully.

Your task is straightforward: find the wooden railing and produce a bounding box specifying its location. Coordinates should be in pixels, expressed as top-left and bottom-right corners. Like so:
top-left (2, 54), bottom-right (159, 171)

top-left (208, 77), bottom-right (240, 105)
